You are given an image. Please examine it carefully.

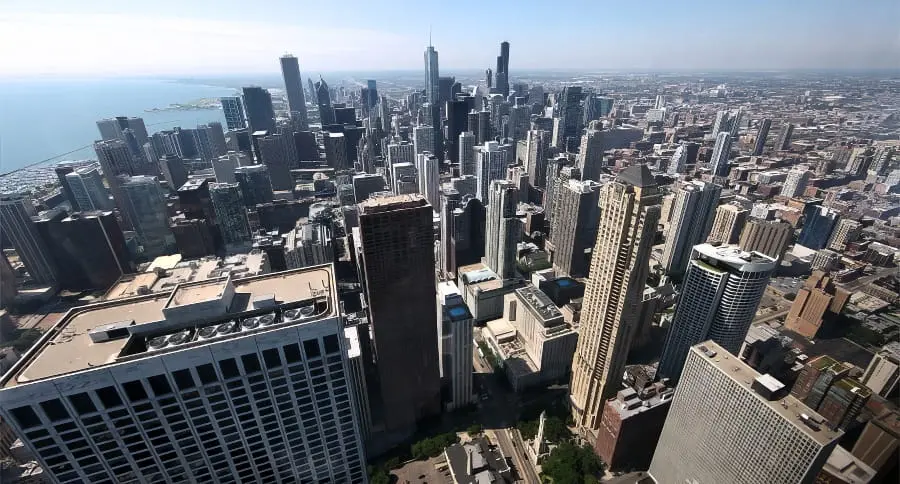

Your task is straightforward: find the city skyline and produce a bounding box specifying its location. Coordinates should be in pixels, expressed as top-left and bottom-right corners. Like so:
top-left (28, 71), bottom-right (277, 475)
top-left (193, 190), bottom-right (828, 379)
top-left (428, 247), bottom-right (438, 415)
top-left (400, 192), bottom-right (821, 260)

top-left (3, 0), bottom-right (900, 77)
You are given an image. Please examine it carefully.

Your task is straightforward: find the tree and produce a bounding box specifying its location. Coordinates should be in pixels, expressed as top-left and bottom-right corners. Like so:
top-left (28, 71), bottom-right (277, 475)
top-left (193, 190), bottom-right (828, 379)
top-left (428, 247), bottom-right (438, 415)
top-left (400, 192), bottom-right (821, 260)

top-left (410, 432), bottom-right (459, 460)
top-left (540, 442), bottom-right (605, 484)
top-left (466, 424), bottom-right (482, 435)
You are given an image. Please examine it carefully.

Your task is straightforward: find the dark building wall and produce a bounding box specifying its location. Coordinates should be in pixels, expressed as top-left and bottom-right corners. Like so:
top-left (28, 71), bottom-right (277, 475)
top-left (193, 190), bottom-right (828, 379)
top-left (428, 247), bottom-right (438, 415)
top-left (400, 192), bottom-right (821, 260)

top-left (594, 399), bottom-right (671, 471)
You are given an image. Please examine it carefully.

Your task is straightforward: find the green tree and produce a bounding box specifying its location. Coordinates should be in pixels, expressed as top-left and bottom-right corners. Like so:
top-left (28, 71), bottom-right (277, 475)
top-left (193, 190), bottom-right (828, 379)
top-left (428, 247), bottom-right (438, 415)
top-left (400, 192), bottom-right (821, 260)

top-left (540, 442), bottom-right (605, 484)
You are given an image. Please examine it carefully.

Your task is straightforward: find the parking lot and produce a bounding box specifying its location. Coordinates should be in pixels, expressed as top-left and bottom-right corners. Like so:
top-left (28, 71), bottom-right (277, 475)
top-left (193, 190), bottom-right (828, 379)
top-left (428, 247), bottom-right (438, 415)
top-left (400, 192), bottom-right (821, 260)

top-left (391, 455), bottom-right (451, 484)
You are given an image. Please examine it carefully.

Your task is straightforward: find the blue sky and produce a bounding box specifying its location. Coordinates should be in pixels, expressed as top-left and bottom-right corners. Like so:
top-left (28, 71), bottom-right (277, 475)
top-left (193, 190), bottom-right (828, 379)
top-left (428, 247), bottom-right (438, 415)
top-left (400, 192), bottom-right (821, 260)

top-left (1, 0), bottom-right (898, 77)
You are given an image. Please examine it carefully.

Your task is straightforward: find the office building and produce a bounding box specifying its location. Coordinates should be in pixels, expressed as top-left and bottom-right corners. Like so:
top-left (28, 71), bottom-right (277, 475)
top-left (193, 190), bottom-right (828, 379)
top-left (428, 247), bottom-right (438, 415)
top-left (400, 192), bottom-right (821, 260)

top-left (120, 176), bottom-right (174, 258)
top-left (440, 190), bottom-right (486, 279)
top-left (782, 166), bottom-right (812, 199)
top-left (391, 163), bottom-right (418, 195)
top-left (283, 222), bottom-right (333, 269)
top-left (315, 78), bottom-right (334, 126)
top-left (94, 139), bottom-right (136, 211)
top-left (293, 131), bottom-right (318, 161)
top-left (660, 181), bottom-right (721, 278)
top-left (446, 100), bottom-right (469, 164)
top-left (241, 86), bottom-right (276, 134)
top-left (213, 154), bottom-right (240, 184)
top-left (170, 217), bottom-right (216, 258)
top-left (792, 356), bottom-right (853, 410)
top-left (739, 218), bottom-right (793, 260)
top-left (555, 86), bottom-right (583, 152)
top-left (159, 155), bottom-right (189, 192)
top-left (323, 132), bottom-right (349, 171)
top-left (0, 193), bottom-right (58, 285)
top-left (484, 180), bottom-right (521, 280)
top-left (711, 110), bottom-right (731, 135)
top-left (658, 244), bottom-right (776, 382)
top-left (792, 356), bottom-right (871, 432)
top-left (424, 43), bottom-right (439, 104)
top-left (649, 341), bottom-right (841, 484)
top-left (525, 130), bottom-right (552, 189)
top-left (777, 122), bottom-right (795, 151)
top-left (475, 110), bottom-right (491, 144)
top-left (709, 131), bottom-right (732, 177)
top-left (707, 202), bottom-right (748, 245)
top-left (54, 162), bottom-right (80, 210)
top-left (818, 378), bottom-right (872, 431)
top-left (234, 165), bottom-right (275, 208)
top-left (220, 96), bottom-right (247, 130)
top-left (784, 271), bottom-right (850, 339)
top-left (577, 127), bottom-right (605, 181)
top-left (210, 183), bottom-right (251, 251)
top-left (495, 41), bottom-right (510, 97)
top-left (357, 195), bottom-right (441, 440)
top-left (352, 174), bottom-right (387, 204)
top-left (547, 179), bottom-right (600, 277)
top-left (416, 153), bottom-right (440, 209)
top-left (97, 116), bottom-right (149, 146)
top-left (459, 132), bottom-right (476, 176)
top-left (66, 166), bottom-right (112, 211)
top-left (257, 133), bottom-right (298, 191)
top-left (569, 165), bottom-right (661, 436)
top-left (413, 125), bottom-right (435, 156)
top-left (594, 372), bottom-right (674, 471)
top-left (799, 206), bottom-right (839, 250)
top-left (386, 140), bottom-right (414, 170)
top-left (437, 282), bottom-right (475, 411)
top-left (827, 219), bottom-right (862, 251)
top-left (476, 141), bottom-right (508, 201)
top-left (860, 343), bottom-right (900, 398)
top-left (851, 409), bottom-right (900, 481)
top-left (507, 104), bottom-right (530, 142)
top-left (0, 265), bottom-right (367, 483)
top-left (752, 118), bottom-right (771, 156)
top-left (668, 143), bottom-right (688, 175)
top-left (280, 54), bottom-right (309, 129)
top-left (177, 177), bottom-right (215, 222)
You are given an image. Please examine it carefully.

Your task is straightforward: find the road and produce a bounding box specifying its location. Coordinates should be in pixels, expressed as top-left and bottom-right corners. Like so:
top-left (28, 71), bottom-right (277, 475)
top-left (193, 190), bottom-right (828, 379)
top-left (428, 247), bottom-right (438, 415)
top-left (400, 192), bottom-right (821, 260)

top-left (490, 428), bottom-right (540, 484)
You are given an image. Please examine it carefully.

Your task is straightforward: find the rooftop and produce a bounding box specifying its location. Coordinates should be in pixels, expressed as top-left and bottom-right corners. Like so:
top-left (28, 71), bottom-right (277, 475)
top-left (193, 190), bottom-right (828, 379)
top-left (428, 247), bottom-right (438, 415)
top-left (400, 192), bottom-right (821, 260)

top-left (4, 266), bottom-right (336, 388)
top-left (516, 286), bottom-right (562, 325)
top-left (693, 340), bottom-right (842, 446)
top-left (358, 193), bottom-right (428, 214)
top-left (820, 445), bottom-right (876, 484)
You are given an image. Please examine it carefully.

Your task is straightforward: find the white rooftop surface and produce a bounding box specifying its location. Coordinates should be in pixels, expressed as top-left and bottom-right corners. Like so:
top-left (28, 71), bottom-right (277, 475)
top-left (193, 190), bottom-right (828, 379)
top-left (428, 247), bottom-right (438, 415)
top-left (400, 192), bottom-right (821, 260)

top-left (8, 266), bottom-right (336, 387)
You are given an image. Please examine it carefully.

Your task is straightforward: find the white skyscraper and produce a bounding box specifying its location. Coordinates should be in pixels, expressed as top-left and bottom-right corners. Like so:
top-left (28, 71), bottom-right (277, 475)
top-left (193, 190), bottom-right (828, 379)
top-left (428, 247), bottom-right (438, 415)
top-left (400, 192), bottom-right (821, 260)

top-left (387, 141), bottom-right (415, 171)
top-left (650, 341), bottom-right (841, 484)
top-left (709, 131), bottom-right (733, 177)
top-left (782, 166), bottom-right (812, 199)
top-left (437, 282), bottom-right (475, 410)
top-left (476, 141), bottom-right (508, 201)
top-left (416, 153), bottom-right (440, 209)
top-left (459, 132), bottom-right (476, 176)
top-left (484, 180), bottom-right (521, 280)
top-left (660, 180), bottom-right (721, 277)
top-left (0, 266), bottom-right (368, 483)
top-left (668, 143), bottom-right (688, 175)
top-left (658, 244), bottom-right (777, 382)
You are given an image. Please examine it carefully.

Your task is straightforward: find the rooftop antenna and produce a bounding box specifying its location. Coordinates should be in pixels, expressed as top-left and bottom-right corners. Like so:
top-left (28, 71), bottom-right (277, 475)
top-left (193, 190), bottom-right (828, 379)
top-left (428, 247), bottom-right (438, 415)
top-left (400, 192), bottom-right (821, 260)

top-left (429, 26), bottom-right (432, 47)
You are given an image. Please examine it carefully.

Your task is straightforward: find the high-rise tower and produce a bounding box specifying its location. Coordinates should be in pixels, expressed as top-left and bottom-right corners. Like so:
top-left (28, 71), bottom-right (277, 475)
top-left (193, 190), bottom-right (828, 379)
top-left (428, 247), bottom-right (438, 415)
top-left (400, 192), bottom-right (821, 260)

top-left (210, 182), bottom-right (252, 251)
top-left (119, 176), bottom-right (174, 257)
top-left (495, 41), bottom-right (510, 97)
top-left (424, 42), bottom-right (439, 105)
top-left (752, 118), bottom-right (771, 156)
top-left (548, 179), bottom-right (601, 277)
top-left (280, 54), bottom-right (309, 129)
top-left (660, 181), bottom-right (721, 278)
top-left (569, 165), bottom-right (661, 436)
top-left (0, 193), bottom-right (58, 285)
top-left (241, 86), bottom-right (276, 134)
top-left (709, 131), bottom-right (732, 177)
top-left (484, 180), bottom-right (521, 280)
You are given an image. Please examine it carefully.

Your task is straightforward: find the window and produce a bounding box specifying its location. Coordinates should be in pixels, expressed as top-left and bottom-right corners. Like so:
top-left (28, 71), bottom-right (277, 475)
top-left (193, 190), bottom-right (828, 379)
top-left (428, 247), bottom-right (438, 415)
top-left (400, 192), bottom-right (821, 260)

top-left (219, 359), bottom-right (240, 379)
top-left (172, 369), bottom-right (195, 390)
top-left (39, 399), bottom-right (70, 422)
top-left (67, 393), bottom-right (96, 415)
top-left (303, 339), bottom-right (321, 358)
top-left (241, 354), bottom-right (261, 373)
top-left (9, 406), bottom-right (41, 428)
top-left (262, 349), bottom-right (282, 369)
top-left (122, 381), bottom-right (148, 402)
top-left (148, 375), bottom-right (173, 396)
top-left (323, 335), bottom-right (340, 354)
top-left (196, 364), bottom-right (218, 384)
top-left (95, 387), bottom-right (123, 409)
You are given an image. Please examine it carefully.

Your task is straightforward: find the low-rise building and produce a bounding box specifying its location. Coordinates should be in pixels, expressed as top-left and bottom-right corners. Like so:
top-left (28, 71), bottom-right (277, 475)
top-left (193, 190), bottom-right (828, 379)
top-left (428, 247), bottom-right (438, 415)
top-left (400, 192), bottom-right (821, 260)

top-left (444, 436), bottom-right (512, 484)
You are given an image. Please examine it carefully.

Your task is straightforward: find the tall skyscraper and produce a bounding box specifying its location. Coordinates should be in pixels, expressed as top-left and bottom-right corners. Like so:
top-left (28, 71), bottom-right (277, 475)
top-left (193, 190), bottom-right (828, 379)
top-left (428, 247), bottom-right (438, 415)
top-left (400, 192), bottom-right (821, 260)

top-left (710, 110), bottom-right (731, 135)
top-left (752, 118), bottom-right (772, 156)
top-left (241, 86), bottom-right (276, 134)
top-left (234, 165), bottom-right (274, 207)
top-left (386, 140), bottom-right (415, 171)
top-left (828, 219), bottom-right (862, 251)
top-left (577, 126), bottom-right (605, 181)
top-left (526, 129), bottom-right (553, 189)
top-left (484, 180), bottom-right (521, 280)
top-left (159, 154), bottom-right (189, 192)
top-left (777, 122), bottom-right (795, 151)
top-left (0, 193), bottom-right (58, 285)
top-left (257, 133), bottom-right (298, 191)
top-left (548, 179), bottom-right (601, 277)
top-left (476, 141), bottom-right (508, 201)
top-left (668, 143), bottom-right (688, 175)
top-left (459, 132), bottom-right (476, 176)
top-left (210, 183), bottom-right (251, 251)
top-left (357, 195), bottom-right (441, 440)
top-left (555, 86), bottom-right (583, 152)
top-left (707, 202), bottom-right (748, 245)
top-left (413, 125), bottom-right (435, 155)
top-left (424, 43), bottom-right (439, 105)
top-left (782, 166), bottom-right (812, 199)
top-left (119, 176), bottom-right (173, 257)
top-left (416, 153), bottom-right (440, 209)
top-left (569, 165), bottom-right (661, 436)
top-left (220, 96), bottom-right (247, 130)
top-left (495, 41), bottom-right (510, 97)
top-left (739, 218), bottom-right (793, 260)
top-left (0, 265), bottom-right (367, 483)
top-left (437, 282), bottom-right (475, 410)
top-left (315, 78), bottom-right (335, 126)
top-left (54, 162), bottom-right (80, 210)
top-left (280, 54), bottom-right (309, 129)
top-left (650, 341), bottom-right (841, 484)
top-left (658, 244), bottom-right (777, 382)
top-left (798, 205), bottom-right (839, 250)
top-left (709, 131), bottom-right (732, 177)
top-left (96, 116), bottom-right (149, 145)
top-left (446, 100), bottom-right (469, 164)
top-left (66, 166), bottom-right (113, 211)
top-left (660, 181), bottom-right (721, 278)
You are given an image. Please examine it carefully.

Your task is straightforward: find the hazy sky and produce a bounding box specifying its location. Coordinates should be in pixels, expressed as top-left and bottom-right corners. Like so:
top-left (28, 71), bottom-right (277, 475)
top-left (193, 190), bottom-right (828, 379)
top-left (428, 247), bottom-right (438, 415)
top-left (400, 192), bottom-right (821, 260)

top-left (2, 0), bottom-right (898, 77)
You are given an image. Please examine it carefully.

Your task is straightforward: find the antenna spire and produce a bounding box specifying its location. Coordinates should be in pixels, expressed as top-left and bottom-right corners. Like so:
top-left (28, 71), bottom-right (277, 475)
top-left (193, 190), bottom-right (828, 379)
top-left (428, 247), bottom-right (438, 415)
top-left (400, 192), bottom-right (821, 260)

top-left (429, 26), bottom-right (432, 47)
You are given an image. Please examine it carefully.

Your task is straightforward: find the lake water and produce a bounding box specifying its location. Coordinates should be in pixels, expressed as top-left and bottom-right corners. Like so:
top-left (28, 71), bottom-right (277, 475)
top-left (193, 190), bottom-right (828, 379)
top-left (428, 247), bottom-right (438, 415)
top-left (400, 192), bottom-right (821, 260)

top-left (0, 78), bottom-right (239, 174)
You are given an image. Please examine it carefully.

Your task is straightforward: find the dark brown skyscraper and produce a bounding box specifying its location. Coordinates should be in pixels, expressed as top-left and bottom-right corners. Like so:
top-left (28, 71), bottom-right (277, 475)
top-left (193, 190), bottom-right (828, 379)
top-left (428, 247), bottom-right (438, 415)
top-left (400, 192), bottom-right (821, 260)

top-left (357, 195), bottom-right (441, 441)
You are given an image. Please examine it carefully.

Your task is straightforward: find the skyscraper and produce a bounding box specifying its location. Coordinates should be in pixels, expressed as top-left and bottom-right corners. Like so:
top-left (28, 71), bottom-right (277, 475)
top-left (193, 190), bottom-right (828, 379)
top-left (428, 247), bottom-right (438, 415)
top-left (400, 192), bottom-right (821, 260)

top-left (323, 132), bottom-right (349, 171)
top-left (710, 110), bottom-right (731, 135)
top-left (0, 193), bottom-right (58, 285)
top-left (257, 133), bottom-right (298, 191)
top-left (658, 244), bottom-right (777, 382)
top-left (210, 183), bottom-right (252, 251)
top-left (555, 86), bottom-right (583, 152)
top-left (777, 122), bottom-right (795, 151)
top-left (446, 100), bottom-right (469, 164)
top-left (484, 180), bottom-right (521, 280)
top-left (438, 282), bottom-right (475, 410)
top-left (784, 271), bottom-right (849, 339)
top-left (739, 218), bottom-right (793, 260)
top-left (220, 96), bottom-right (247, 130)
top-left (119, 176), bottom-right (174, 257)
top-left (706, 202), bottom-right (748, 245)
top-left (159, 154), bottom-right (189, 191)
top-left (0, 265), bottom-right (368, 483)
top-left (569, 165), bottom-right (661, 436)
top-left (280, 54), bottom-right (309, 129)
top-left (650, 341), bottom-right (841, 484)
top-left (476, 141), bottom-right (508, 202)
top-left (782, 166), bottom-right (812, 199)
top-left (96, 116), bottom-right (149, 145)
top-left (548, 179), bottom-right (601, 277)
top-left (424, 43), bottom-right (439, 105)
top-left (709, 131), bottom-right (732, 177)
top-left (66, 166), bottom-right (113, 211)
top-left (798, 205), bottom-right (839, 250)
top-left (315, 78), bottom-right (335, 126)
top-left (416, 153), bottom-right (440, 209)
top-left (54, 162), bottom-right (80, 210)
top-left (752, 118), bottom-right (772, 156)
top-left (526, 129), bottom-right (553, 189)
top-left (241, 86), bottom-right (276, 134)
top-left (828, 219), bottom-right (862, 251)
top-left (667, 143), bottom-right (688, 175)
top-left (413, 125), bottom-right (435, 155)
top-left (660, 181), bottom-right (721, 278)
top-left (357, 195), bottom-right (441, 440)
top-left (459, 131), bottom-right (476, 176)
top-left (495, 41), bottom-right (510, 97)
top-left (577, 126), bottom-right (605, 181)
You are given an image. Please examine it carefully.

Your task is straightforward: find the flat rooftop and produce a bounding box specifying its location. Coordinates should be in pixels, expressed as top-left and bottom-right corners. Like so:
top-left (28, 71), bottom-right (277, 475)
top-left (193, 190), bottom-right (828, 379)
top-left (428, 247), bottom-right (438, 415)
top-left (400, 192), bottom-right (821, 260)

top-left (5, 266), bottom-right (336, 388)
top-left (693, 341), bottom-right (842, 445)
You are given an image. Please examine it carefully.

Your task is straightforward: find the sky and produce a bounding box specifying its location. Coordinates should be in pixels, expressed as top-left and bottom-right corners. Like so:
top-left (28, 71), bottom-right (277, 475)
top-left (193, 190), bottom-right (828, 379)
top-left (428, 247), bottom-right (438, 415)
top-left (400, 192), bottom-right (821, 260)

top-left (1, 0), bottom-right (899, 77)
